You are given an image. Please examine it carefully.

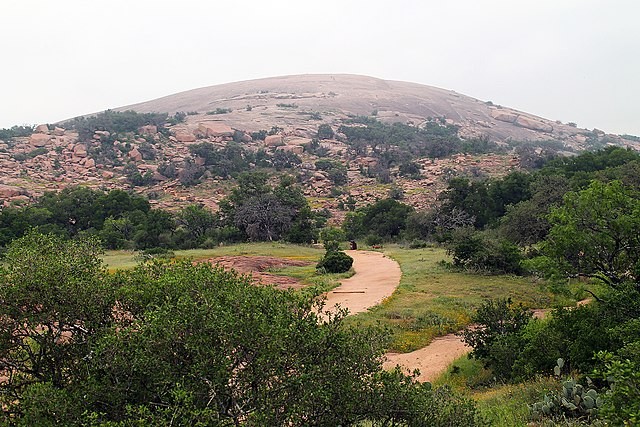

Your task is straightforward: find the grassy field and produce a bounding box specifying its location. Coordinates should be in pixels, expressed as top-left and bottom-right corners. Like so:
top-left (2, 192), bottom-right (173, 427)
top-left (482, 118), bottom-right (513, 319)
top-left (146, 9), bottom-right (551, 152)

top-left (102, 242), bottom-right (324, 270)
top-left (432, 354), bottom-right (563, 426)
top-left (347, 245), bottom-right (576, 352)
top-left (102, 243), bottom-right (352, 292)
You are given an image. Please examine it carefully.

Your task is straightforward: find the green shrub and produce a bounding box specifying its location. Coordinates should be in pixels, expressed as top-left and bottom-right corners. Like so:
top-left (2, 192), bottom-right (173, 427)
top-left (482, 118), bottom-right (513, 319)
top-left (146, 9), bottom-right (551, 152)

top-left (27, 147), bottom-right (48, 158)
top-left (460, 298), bottom-right (532, 380)
top-left (408, 239), bottom-right (428, 249)
top-left (366, 234), bottom-right (383, 246)
top-left (317, 250), bottom-right (353, 273)
top-left (206, 108), bottom-right (232, 115)
top-left (596, 344), bottom-right (640, 425)
top-left (251, 129), bottom-right (268, 141)
top-left (317, 124), bottom-right (334, 140)
top-left (447, 229), bottom-right (523, 274)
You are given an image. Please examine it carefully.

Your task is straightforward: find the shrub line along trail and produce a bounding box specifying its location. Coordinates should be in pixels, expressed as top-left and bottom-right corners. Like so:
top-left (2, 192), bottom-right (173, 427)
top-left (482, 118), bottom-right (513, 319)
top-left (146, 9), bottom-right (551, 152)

top-left (322, 250), bottom-right (470, 382)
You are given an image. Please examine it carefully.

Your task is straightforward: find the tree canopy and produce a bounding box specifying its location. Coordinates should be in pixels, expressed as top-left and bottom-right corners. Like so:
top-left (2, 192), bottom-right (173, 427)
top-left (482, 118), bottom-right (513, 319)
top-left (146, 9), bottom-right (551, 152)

top-left (0, 232), bottom-right (481, 426)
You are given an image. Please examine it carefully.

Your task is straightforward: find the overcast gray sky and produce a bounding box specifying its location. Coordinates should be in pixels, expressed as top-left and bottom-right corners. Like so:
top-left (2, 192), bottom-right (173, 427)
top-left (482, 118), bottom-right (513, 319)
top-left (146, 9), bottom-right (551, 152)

top-left (2, 0), bottom-right (639, 135)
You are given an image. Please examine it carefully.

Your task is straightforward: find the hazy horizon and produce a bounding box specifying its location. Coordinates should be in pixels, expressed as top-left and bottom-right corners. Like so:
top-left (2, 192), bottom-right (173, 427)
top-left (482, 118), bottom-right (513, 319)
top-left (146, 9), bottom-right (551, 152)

top-left (2, 0), bottom-right (639, 136)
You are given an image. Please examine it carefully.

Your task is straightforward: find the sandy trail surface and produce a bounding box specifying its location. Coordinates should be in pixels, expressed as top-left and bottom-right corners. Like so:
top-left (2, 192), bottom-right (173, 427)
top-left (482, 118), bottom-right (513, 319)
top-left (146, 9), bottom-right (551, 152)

top-left (322, 250), bottom-right (469, 381)
top-left (384, 335), bottom-right (470, 382)
top-left (384, 298), bottom-right (595, 382)
top-left (322, 250), bottom-right (402, 316)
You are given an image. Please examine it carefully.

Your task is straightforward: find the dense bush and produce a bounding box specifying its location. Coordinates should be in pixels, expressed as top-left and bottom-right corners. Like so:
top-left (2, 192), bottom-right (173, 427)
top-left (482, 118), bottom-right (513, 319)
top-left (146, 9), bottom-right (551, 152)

top-left (317, 250), bottom-right (353, 273)
top-left (446, 229), bottom-right (524, 274)
top-left (460, 298), bottom-right (533, 380)
top-left (343, 198), bottom-right (414, 241)
top-left (317, 123), bottom-right (334, 140)
top-left (315, 158), bottom-right (348, 185)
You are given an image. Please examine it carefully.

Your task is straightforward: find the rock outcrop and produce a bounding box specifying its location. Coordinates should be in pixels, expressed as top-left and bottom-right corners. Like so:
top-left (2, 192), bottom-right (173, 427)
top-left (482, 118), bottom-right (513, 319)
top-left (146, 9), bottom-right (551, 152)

top-left (198, 122), bottom-right (234, 138)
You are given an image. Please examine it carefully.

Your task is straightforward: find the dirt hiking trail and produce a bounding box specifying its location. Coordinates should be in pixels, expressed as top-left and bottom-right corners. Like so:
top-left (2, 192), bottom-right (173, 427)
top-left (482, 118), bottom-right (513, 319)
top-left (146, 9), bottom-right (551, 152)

top-left (321, 250), bottom-right (470, 382)
top-left (384, 335), bottom-right (471, 382)
top-left (322, 250), bottom-right (401, 316)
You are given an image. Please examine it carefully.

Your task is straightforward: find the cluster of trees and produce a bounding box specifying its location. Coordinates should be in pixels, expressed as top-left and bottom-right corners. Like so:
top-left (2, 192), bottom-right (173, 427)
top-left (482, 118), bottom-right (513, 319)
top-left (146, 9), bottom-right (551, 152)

top-left (341, 147), bottom-right (640, 277)
top-left (0, 187), bottom-right (172, 250)
top-left (0, 173), bottom-right (327, 250)
top-left (438, 146), bottom-right (640, 273)
top-left (0, 232), bottom-right (482, 425)
top-left (66, 110), bottom-right (170, 141)
top-left (459, 178), bottom-right (640, 424)
top-left (165, 143), bottom-right (303, 187)
top-left (0, 125), bottom-right (34, 142)
top-left (338, 117), bottom-right (499, 183)
top-left (337, 146), bottom-right (640, 423)
top-left (218, 173), bottom-right (326, 244)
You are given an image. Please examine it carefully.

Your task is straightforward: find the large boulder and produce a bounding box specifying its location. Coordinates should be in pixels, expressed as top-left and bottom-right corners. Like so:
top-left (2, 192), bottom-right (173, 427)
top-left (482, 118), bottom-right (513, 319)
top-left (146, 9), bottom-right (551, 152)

top-left (198, 122), bottom-right (234, 138)
top-left (174, 130), bottom-right (196, 143)
top-left (277, 145), bottom-right (304, 155)
top-left (29, 133), bottom-right (52, 147)
top-left (490, 109), bottom-right (518, 123)
top-left (73, 144), bottom-right (87, 157)
top-left (34, 124), bottom-right (49, 133)
top-left (128, 148), bottom-right (142, 162)
top-left (515, 115), bottom-right (553, 132)
top-left (138, 125), bottom-right (158, 134)
top-left (285, 137), bottom-right (312, 146)
top-left (264, 135), bottom-right (283, 146)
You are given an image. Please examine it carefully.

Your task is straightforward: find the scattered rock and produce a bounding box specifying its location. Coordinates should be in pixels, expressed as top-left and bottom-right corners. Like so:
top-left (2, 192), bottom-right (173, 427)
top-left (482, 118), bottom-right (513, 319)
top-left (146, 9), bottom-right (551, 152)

top-left (0, 184), bottom-right (25, 198)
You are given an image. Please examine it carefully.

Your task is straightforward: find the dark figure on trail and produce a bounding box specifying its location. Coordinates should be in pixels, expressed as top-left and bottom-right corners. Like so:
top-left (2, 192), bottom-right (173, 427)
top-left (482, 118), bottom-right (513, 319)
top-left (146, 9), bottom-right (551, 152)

top-left (349, 240), bottom-right (357, 250)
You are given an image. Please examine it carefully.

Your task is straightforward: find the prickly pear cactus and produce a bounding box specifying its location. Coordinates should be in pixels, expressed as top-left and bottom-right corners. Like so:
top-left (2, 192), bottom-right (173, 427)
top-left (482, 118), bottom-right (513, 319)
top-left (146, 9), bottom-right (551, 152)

top-left (529, 358), bottom-right (603, 422)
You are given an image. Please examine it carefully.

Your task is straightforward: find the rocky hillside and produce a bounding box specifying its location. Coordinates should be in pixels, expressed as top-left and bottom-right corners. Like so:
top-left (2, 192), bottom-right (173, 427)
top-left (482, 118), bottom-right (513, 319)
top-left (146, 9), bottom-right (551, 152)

top-left (0, 74), bottom-right (637, 216)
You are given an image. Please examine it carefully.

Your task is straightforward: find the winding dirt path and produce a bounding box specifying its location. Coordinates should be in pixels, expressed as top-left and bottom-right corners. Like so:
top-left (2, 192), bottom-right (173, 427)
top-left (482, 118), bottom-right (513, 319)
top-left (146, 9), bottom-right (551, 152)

top-left (383, 298), bottom-right (594, 382)
top-left (323, 251), bottom-right (590, 383)
top-left (384, 335), bottom-right (470, 382)
top-left (321, 250), bottom-right (402, 316)
top-left (322, 250), bottom-right (469, 382)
